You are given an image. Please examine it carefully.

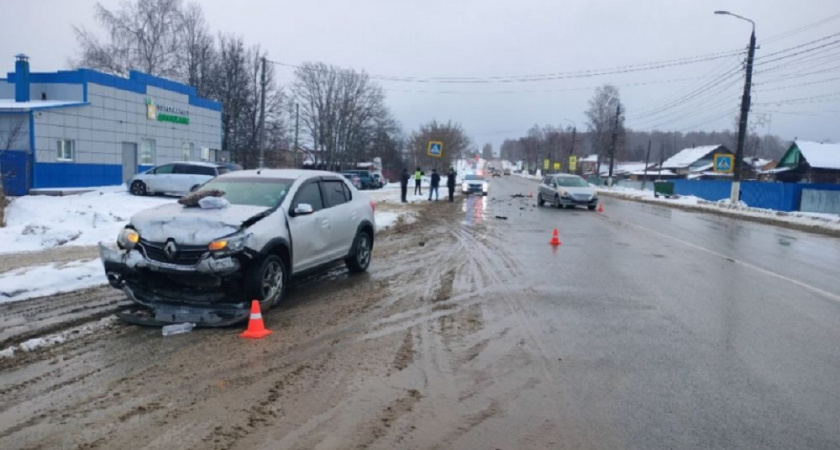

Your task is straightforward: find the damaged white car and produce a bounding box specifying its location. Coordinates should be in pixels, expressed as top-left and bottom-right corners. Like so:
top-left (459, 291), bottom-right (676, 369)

top-left (99, 169), bottom-right (376, 326)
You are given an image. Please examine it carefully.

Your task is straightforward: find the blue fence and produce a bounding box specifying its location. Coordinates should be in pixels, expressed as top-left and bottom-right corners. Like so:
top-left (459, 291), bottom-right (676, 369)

top-left (669, 180), bottom-right (840, 212)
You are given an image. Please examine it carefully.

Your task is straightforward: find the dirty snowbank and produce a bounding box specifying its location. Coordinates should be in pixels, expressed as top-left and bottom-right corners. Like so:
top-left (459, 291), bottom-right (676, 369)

top-left (1, 186), bottom-right (172, 254)
top-left (0, 259), bottom-right (105, 304)
top-left (0, 316), bottom-right (117, 359)
top-left (598, 186), bottom-right (840, 235)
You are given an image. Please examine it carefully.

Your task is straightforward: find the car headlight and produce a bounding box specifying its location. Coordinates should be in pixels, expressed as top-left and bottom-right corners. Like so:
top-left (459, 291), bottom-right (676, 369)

top-left (482, 182), bottom-right (488, 191)
top-left (208, 232), bottom-right (251, 257)
top-left (117, 228), bottom-right (140, 250)
top-left (560, 190), bottom-right (571, 198)
top-left (462, 182), bottom-right (468, 190)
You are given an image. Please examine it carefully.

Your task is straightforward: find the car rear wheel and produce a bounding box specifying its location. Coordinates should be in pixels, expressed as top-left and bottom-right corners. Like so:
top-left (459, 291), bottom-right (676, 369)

top-left (346, 230), bottom-right (372, 273)
top-left (246, 255), bottom-right (286, 310)
top-left (130, 181), bottom-right (147, 196)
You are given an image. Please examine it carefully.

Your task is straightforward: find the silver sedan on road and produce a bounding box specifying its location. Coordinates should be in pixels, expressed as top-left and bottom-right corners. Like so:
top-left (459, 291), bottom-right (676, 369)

top-left (537, 174), bottom-right (599, 210)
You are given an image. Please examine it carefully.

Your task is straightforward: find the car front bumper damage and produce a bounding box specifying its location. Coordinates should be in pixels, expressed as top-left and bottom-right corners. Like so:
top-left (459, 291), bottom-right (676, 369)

top-left (99, 243), bottom-right (251, 326)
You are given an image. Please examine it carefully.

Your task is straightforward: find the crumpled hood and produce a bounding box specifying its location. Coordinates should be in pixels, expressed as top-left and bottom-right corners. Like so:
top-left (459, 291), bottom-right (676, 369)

top-left (130, 202), bottom-right (270, 245)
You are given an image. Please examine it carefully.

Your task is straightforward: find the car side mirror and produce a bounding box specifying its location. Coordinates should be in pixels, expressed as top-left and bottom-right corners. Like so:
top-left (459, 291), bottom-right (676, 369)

top-left (294, 203), bottom-right (314, 216)
top-left (190, 185), bottom-right (200, 192)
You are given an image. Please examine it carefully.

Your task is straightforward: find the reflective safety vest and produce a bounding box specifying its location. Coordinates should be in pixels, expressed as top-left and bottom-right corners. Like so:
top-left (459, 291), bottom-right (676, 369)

top-left (414, 170), bottom-right (422, 180)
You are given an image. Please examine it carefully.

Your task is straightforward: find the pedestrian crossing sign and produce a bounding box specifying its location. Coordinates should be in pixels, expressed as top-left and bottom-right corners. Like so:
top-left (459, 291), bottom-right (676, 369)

top-left (714, 154), bottom-right (734, 173)
top-left (427, 141), bottom-right (443, 157)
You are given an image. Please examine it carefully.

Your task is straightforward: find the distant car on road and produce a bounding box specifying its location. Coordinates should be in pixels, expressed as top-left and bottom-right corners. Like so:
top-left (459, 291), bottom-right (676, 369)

top-left (342, 173), bottom-right (362, 189)
top-left (371, 173), bottom-right (386, 188)
top-left (461, 174), bottom-right (488, 196)
top-left (492, 169), bottom-right (502, 178)
top-left (128, 161), bottom-right (229, 196)
top-left (538, 174), bottom-right (598, 210)
top-left (101, 169), bottom-right (376, 326)
top-left (503, 168), bottom-right (511, 176)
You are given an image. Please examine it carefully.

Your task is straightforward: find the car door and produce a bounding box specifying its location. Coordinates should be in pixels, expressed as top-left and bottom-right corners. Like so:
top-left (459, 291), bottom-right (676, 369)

top-left (287, 179), bottom-right (331, 272)
top-left (148, 164), bottom-right (175, 193)
top-left (539, 176), bottom-right (552, 199)
top-left (320, 178), bottom-right (357, 259)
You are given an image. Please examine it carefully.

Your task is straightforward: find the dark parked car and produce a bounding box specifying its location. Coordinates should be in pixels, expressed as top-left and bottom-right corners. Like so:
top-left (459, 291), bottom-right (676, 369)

top-left (344, 170), bottom-right (378, 190)
top-left (342, 173), bottom-right (362, 189)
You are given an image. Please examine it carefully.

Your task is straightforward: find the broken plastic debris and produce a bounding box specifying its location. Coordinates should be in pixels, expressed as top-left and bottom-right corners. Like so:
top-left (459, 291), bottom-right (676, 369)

top-left (199, 196), bottom-right (230, 209)
top-left (162, 323), bottom-right (196, 336)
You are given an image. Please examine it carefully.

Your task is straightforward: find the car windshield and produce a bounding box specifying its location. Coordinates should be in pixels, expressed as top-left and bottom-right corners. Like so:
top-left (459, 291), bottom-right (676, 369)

top-left (199, 177), bottom-right (294, 207)
top-left (555, 176), bottom-right (589, 187)
top-left (465, 175), bottom-right (484, 181)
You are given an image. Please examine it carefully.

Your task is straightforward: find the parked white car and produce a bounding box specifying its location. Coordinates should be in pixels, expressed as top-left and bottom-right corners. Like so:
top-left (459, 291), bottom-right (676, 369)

top-left (128, 161), bottom-right (230, 196)
top-left (101, 169), bottom-right (376, 326)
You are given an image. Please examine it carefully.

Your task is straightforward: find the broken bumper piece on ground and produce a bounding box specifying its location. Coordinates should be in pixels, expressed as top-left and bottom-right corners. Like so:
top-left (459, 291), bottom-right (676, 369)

top-left (98, 243), bottom-right (250, 327)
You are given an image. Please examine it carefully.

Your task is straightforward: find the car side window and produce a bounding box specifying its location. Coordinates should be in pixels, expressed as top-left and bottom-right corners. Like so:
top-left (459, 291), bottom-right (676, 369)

top-left (343, 182), bottom-right (353, 200)
top-left (173, 164), bottom-right (191, 175)
top-left (154, 164), bottom-right (175, 175)
top-left (294, 182), bottom-right (324, 212)
top-left (321, 180), bottom-right (348, 208)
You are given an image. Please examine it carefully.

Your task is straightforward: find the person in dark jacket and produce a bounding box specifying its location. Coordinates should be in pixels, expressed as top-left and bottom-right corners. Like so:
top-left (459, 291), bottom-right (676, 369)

top-left (400, 168), bottom-right (410, 203)
top-left (428, 169), bottom-right (441, 201)
top-left (446, 166), bottom-right (458, 202)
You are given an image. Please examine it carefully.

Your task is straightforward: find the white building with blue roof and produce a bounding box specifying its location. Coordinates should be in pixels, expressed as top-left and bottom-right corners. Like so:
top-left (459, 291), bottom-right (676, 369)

top-left (0, 54), bottom-right (222, 195)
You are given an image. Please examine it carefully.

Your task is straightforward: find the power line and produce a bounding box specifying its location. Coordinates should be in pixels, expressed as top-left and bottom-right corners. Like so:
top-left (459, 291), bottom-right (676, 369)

top-left (754, 91), bottom-right (840, 106)
top-left (760, 12), bottom-right (840, 45)
top-left (754, 38), bottom-right (840, 67)
top-left (755, 75), bottom-right (840, 93)
top-left (628, 64), bottom-right (743, 120)
top-left (266, 49), bottom-right (745, 84)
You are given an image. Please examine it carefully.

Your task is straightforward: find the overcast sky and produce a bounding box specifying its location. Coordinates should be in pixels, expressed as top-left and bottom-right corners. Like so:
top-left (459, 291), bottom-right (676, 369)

top-left (2, 0), bottom-right (839, 151)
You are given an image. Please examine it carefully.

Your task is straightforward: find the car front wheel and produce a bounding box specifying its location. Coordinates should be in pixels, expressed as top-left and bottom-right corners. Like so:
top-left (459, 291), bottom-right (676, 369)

top-left (346, 230), bottom-right (372, 273)
top-left (537, 193), bottom-right (545, 206)
top-left (246, 255), bottom-right (286, 310)
top-left (130, 180), bottom-right (147, 196)
top-left (554, 195), bottom-right (563, 209)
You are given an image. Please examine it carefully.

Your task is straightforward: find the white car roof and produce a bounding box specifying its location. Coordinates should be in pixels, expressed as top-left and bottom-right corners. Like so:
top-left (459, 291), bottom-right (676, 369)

top-left (218, 169), bottom-right (342, 181)
top-left (160, 161), bottom-right (224, 168)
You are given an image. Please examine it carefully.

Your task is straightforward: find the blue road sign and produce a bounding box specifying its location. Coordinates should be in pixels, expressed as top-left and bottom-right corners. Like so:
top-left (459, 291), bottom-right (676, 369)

top-left (714, 154), bottom-right (734, 173)
top-left (427, 141), bottom-right (443, 157)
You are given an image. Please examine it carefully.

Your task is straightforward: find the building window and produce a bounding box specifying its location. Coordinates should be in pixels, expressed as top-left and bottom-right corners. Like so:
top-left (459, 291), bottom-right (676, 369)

top-left (182, 142), bottom-right (194, 161)
top-left (57, 139), bottom-right (75, 161)
top-left (200, 147), bottom-right (212, 161)
top-left (140, 138), bottom-right (156, 165)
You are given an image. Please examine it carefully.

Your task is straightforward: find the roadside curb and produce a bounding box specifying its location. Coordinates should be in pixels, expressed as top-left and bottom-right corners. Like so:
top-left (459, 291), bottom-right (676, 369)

top-left (597, 190), bottom-right (840, 238)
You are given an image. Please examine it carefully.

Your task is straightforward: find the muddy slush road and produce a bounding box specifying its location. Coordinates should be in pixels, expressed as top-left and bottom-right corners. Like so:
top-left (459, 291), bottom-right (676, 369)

top-left (3, 176), bottom-right (840, 450)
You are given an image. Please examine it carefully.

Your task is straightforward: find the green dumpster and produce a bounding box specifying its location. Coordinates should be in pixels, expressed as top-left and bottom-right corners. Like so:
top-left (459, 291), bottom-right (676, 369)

top-left (654, 181), bottom-right (674, 198)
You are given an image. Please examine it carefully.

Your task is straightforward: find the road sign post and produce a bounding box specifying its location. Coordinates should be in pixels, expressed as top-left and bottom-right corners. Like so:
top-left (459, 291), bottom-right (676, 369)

top-left (553, 162), bottom-right (561, 172)
top-left (568, 155), bottom-right (577, 173)
top-left (427, 141), bottom-right (443, 158)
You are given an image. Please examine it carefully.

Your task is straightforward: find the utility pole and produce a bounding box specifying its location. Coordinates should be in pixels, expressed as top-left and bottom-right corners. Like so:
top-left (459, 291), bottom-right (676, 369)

top-left (258, 56), bottom-right (267, 169)
top-left (659, 142), bottom-right (665, 180)
top-left (607, 103), bottom-right (620, 186)
top-left (731, 28), bottom-right (756, 203)
top-left (642, 140), bottom-right (651, 191)
top-left (293, 103), bottom-right (299, 168)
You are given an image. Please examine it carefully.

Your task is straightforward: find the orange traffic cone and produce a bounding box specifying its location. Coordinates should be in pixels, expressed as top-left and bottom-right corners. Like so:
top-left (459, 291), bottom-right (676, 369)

top-left (597, 202), bottom-right (604, 213)
top-left (549, 228), bottom-right (561, 246)
top-left (239, 300), bottom-right (273, 339)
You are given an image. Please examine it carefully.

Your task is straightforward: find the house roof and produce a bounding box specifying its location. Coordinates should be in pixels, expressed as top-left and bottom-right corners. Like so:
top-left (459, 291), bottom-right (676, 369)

top-left (795, 140), bottom-right (840, 170)
top-left (598, 162), bottom-right (649, 175)
top-left (632, 169), bottom-right (676, 176)
top-left (660, 145), bottom-right (724, 169)
top-left (580, 154), bottom-right (599, 162)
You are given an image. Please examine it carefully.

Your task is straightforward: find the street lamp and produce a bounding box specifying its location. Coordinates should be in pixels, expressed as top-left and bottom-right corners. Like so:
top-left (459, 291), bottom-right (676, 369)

top-left (715, 10), bottom-right (756, 204)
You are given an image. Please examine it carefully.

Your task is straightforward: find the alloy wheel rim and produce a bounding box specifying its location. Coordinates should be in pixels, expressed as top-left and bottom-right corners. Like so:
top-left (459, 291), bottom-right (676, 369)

top-left (357, 235), bottom-right (371, 267)
top-left (262, 261), bottom-right (283, 301)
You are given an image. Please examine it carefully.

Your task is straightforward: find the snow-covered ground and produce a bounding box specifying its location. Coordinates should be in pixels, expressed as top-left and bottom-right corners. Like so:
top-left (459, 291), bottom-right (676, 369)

top-left (0, 316), bottom-right (117, 359)
top-left (598, 185), bottom-right (840, 233)
top-left (1, 186), bottom-right (172, 254)
top-left (0, 183), bottom-right (419, 305)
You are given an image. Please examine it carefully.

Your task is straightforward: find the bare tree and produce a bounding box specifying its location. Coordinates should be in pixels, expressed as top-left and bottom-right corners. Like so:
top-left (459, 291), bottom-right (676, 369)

top-left (292, 62), bottom-right (388, 170)
top-left (74, 0), bottom-right (184, 77)
top-left (482, 143), bottom-right (494, 161)
top-left (408, 120), bottom-right (470, 170)
top-left (585, 85), bottom-right (625, 173)
top-left (178, 2), bottom-right (215, 96)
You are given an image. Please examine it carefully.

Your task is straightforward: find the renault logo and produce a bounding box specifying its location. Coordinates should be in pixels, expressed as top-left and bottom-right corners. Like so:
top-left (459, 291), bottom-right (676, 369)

top-left (164, 240), bottom-right (178, 261)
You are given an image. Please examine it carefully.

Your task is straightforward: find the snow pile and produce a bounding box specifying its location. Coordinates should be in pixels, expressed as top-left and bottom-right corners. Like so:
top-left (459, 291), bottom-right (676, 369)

top-left (0, 316), bottom-right (117, 359)
top-left (598, 186), bottom-right (840, 233)
top-left (1, 187), bottom-right (172, 254)
top-left (0, 259), bottom-right (106, 304)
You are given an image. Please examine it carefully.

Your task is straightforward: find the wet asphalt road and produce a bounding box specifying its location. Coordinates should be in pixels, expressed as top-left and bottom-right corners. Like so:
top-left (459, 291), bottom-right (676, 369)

top-left (471, 174), bottom-right (840, 449)
top-left (3, 175), bottom-right (840, 449)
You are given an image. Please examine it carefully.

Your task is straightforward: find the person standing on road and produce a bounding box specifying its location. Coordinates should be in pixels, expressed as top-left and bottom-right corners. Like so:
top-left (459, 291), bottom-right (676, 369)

top-left (429, 169), bottom-right (441, 201)
top-left (414, 167), bottom-right (424, 196)
top-left (400, 168), bottom-right (410, 203)
top-left (446, 166), bottom-right (458, 202)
